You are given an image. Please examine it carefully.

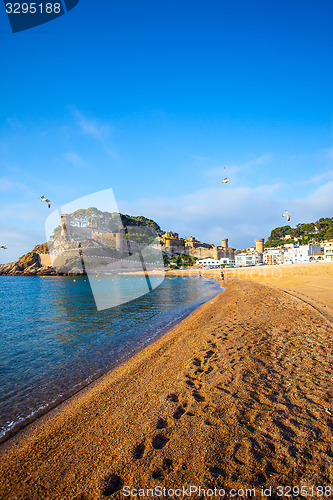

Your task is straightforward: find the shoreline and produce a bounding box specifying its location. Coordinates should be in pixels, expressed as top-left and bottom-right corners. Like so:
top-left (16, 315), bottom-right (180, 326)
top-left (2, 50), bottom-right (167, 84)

top-left (0, 275), bottom-right (223, 450)
top-left (1, 266), bottom-right (333, 499)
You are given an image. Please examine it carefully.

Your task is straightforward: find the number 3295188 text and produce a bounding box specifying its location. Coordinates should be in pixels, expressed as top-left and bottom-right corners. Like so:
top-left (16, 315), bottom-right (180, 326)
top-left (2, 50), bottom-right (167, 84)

top-left (5, 3), bottom-right (62, 14)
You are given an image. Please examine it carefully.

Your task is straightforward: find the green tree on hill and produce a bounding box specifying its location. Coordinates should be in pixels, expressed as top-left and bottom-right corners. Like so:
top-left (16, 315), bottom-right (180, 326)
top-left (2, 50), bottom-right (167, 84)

top-left (266, 217), bottom-right (333, 247)
top-left (325, 228), bottom-right (333, 241)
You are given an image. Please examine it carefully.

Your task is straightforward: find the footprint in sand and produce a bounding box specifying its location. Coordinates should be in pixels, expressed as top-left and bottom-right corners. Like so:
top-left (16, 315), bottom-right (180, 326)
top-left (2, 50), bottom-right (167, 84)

top-left (152, 433), bottom-right (169, 450)
top-left (101, 473), bottom-right (124, 497)
top-left (215, 385), bottom-right (231, 395)
top-left (173, 405), bottom-right (186, 420)
top-left (152, 469), bottom-right (164, 479)
top-left (209, 466), bottom-right (226, 478)
top-left (166, 393), bottom-right (190, 421)
top-left (167, 393), bottom-right (179, 402)
top-left (253, 471), bottom-right (267, 486)
top-left (207, 342), bottom-right (217, 348)
top-left (204, 349), bottom-right (216, 359)
top-left (185, 375), bottom-right (202, 390)
top-left (132, 441), bottom-right (145, 459)
top-left (232, 442), bottom-right (246, 465)
top-left (192, 358), bottom-right (203, 367)
top-left (185, 379), bottom-right (197, 388)
top-left (151, 458), bottom-right (173, 481)
top-left (195, 368), bottom-right (204, 375)
top-left (162, 458), bottom-right (173, 471)
top-left (273, 418), bottom-right (296, 440)
top-left (156, 417), bottom-right (168, 429)
top-left (192, 390), bottom-right (205, 402)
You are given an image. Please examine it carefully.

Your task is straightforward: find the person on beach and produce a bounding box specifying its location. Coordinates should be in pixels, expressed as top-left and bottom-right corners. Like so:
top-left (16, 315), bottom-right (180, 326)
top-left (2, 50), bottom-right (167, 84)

top-left (221, 270), bottom-right (224, 280)
top-left (198, 270), bottom-right (201, 277)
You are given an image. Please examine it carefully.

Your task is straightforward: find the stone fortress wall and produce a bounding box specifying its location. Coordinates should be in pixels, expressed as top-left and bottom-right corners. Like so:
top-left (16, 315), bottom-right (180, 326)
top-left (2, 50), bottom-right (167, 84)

top-left (161, 234), bottom-right (239, 260)
top-left (42, 214), bottom-right (262, 264)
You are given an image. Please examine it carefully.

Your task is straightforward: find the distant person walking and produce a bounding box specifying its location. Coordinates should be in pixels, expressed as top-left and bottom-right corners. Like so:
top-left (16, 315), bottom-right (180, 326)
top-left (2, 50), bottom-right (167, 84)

top-left (220, 270), bottom-right (224, 281)
top-left (198, 269), bottom-right (201, 277)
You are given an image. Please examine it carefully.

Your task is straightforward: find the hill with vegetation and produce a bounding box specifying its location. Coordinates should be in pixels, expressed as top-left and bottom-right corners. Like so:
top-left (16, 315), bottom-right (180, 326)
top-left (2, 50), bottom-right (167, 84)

top-left (52, 209), bottom-right (162, 239)
top-left (0, 212), bottom-right (164, 276)
top-left (265, 217), bottom-right (333, 248)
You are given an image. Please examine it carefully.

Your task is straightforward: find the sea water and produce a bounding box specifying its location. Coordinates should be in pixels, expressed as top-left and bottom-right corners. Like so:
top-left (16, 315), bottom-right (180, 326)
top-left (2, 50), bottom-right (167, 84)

top-left (0, 275), bottom-right (221, 442)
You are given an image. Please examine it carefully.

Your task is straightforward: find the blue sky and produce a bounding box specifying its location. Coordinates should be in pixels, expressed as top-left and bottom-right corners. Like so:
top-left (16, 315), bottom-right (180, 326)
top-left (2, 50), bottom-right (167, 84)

top-left (1, 0), bottom-right (333, 262)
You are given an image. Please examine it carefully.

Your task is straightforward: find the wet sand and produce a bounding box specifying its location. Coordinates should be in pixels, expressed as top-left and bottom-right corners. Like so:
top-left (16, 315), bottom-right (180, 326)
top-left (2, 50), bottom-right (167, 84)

top-left (1, 268), bottom-right (333, 499)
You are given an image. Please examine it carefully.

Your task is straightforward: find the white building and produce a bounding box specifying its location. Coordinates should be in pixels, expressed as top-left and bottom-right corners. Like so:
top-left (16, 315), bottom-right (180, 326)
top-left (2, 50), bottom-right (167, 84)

top-left (263, 249), bottom-right (284, 265)
top-left (324, 241), bottom-right (333, 262)
top-left (284, 243), bottom-right (297, 249)
top-left (284, 247), bottom-right (299, 264)
top-left (197, 257), bottom-right (235, 267)
top-left (284, 244), bottom-right (324, 264)
top-left (235, 252), bottom-right (263, 267)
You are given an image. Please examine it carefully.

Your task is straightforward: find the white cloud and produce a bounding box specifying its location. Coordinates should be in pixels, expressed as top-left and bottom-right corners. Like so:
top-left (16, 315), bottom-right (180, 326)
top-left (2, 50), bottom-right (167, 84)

top-left (119, 179), bottom-right (333, 249)
top-left (77, 115), bottom-right (110, 140)
top-left (0, 177), bottom-right (35, 195)
top-left (292, 181), bottom-right (333, 221)
top-left (64, 152), bottom-right (84, 165)
top-left (119, 184), bottom-right (281, 248)
top-left (300, 169), bottom-right (333, 185)
top-left (207, 153), bottom-right (273, 177)
top-left (72, 109), bottom-right (117, 158)
top-left (322, 147), bottom-right (333, 162)
top-left (299, 147), bottom-right (333, 184)
top-left (0, 203), bottom-right (44, 222)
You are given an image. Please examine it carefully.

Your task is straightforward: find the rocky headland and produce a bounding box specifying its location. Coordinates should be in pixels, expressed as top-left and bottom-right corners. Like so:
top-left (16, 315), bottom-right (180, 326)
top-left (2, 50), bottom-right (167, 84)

top-left (0, 243), bottom-right (84, 277)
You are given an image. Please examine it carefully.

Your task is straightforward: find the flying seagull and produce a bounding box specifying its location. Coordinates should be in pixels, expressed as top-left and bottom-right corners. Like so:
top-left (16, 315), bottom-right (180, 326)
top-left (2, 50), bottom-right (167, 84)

top-left (282, 210), bottom-right (291, 222)
top-left (221, 166), bottom-right (231, 183)
top-left (40, 196), bottom-right (51, 208)
top-left (1, 245), bottom-right (7, 249)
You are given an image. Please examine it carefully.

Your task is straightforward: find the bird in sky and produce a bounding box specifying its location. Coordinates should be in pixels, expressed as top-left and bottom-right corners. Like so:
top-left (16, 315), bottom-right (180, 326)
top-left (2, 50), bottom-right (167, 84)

top-left (40, 196), bottom-right (51, 208)
top-left (221, 167), bottom-right (231, 183)
top-left (1, 245), bottom-right (7, 249)
top-left (282, 210), bottom-right (291, 222)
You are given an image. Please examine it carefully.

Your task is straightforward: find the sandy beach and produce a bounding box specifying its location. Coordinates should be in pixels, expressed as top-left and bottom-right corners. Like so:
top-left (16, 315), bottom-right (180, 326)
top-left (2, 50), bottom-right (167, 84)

top-left (1, 265), bottom-right (333, 499)
top-left (226, 262), bottom-right (333, 319)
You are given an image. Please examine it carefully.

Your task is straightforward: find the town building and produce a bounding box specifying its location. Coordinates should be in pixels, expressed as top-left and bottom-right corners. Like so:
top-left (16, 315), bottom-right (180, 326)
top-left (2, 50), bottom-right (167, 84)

top-left (197, 257), bottom-right (235, 267)
top-left (284, 244), bottom-right (324, 264)
top-left (212, 238), bottom-right (236, 261)
top-left (235, 252), bottom-right (263, 266)
top-left (324, 241), bottom-right (333, 261)
top-left (263, 249), bottom-right (284, 265)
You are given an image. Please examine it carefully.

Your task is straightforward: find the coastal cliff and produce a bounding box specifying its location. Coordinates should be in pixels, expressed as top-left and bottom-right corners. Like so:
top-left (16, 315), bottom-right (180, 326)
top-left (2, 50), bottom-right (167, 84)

top-left (0, 243), bottom-right (84, 276)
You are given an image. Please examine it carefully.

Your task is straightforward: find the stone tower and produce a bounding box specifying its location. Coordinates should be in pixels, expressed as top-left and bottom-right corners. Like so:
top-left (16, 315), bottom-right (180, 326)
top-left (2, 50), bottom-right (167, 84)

top-left (255, 238), bottom-right (265, 253)
top-left (221, 238), bottom-right (228, 250)
top-left (60, 214), bottom-right (71, 238)
top-left (116, 232), bottom-right (127, 253)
